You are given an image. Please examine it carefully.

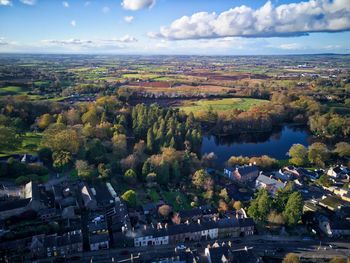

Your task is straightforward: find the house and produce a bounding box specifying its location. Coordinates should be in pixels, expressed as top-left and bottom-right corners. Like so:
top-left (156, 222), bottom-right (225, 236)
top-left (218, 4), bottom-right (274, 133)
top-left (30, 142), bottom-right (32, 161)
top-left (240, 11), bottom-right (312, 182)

top-left (273, 170), bottom-right (293, 182)
top-left (297, 168), bottom-right (320, 181)
top-left (255, 174), bottom-right (285, 195)
top-left (88, 214), bottom-right (110, 251)
top-left (0, 181), bottom-right (47, 220)
top-left (317, 214), bottom-right (350, 237)
top-left (81, 182), bottom-right (119, 211)
top-left (328, 187), bottom-right (350, 203)
top-left (133, 217), bottom-right (254, 247)
top-left (205, 245), bottom-right (231, 263)
top-left (81, 183), bottom-right (97, 210)
top-left (205, 243), bottom-right (260, 263)
top-left (39, 208), bottom-right (60, 221)
top-left (20, 154), bottom-right (42, 165)
top-left (318, 196), bottom-right (346, 212)
top-left (30, 230), bottom-right (83, 259)
top-left (179, 205), bottom-right (217, 222)
top-left (282, 166), bottom-right (300, 178)
top-left (327, 166), bottom-right (350, 179)
top-left (224, 165), bottom-right (259, 184)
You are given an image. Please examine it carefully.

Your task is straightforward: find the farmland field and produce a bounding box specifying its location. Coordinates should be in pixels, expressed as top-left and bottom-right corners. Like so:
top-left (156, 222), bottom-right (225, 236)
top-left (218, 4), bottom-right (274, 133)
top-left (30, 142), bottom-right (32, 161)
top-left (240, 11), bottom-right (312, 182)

top-left (179, 98), bottom-right (268, 114)
top-left (0, 86), bottom-right (26, 96)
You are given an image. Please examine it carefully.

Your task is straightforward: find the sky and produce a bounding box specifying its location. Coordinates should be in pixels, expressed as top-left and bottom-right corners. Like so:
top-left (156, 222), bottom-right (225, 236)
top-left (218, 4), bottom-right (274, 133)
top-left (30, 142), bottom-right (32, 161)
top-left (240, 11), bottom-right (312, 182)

top-left (0, 0), bottom-right (350, 55)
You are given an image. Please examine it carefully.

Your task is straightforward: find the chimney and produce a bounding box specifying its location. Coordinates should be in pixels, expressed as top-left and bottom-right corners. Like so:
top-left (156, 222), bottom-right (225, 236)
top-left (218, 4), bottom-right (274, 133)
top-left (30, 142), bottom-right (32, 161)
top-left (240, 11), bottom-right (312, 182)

top-left (197, 219), bottom-right (201, 225)
top-left (185, 220), bottom-right (189, 225)
top-left (144, 225), bottom-right (147, 231)
top-left (165, 223), bottom-right (168, 229)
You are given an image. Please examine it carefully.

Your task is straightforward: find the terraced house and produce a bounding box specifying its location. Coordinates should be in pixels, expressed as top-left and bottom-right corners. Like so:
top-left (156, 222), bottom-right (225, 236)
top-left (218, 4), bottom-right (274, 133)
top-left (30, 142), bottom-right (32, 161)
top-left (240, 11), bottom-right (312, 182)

top-left (133, 218), bottom-right (254, 247)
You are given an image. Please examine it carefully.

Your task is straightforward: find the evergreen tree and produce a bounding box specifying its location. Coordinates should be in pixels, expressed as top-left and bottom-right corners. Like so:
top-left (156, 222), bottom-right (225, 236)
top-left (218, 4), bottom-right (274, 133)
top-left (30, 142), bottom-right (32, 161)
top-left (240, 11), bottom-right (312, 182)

top-left (146, 128), bottom-right (154, 153)
top-left (171, 160), bottom-right (180, 182)
top-left (142, 159), bottom-right (151, 180)
top-left (283, 192), bottom-right (303, 226)
top-left (157, 160), bottom-right (169, 185)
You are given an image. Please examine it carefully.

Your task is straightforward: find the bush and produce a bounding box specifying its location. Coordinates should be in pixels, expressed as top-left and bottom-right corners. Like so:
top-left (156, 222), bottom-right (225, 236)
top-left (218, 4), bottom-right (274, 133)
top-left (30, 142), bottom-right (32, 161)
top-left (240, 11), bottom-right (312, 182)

top-left (121, 190), bottom-right (137, 207)
top-left (15, 176), bottom-right (29, 186)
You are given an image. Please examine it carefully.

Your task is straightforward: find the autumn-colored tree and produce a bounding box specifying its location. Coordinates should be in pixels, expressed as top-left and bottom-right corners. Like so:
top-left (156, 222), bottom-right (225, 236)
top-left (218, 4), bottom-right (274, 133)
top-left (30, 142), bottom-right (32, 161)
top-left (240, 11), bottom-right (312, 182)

top-left (334, 142), bottom-right (350, 158)
top-left (37, 113), bottom-right (54, 130)
top-left (158, 204), bottom-right (172, 218)
top-left (124, 169), bottom-right (137, 184)
top-left (75, 160), bottom-right (95, 178)
top-left (218, 199), bottom-right (229, 213)
top-left (121, 190), bottom-right (137, 207)
top-left (52, 151), bottom-right (71, 170)
top-left (288, 144), bottom-right (308, 166)
top-left (308, 142), bottom-right (330, 167)
top-left (282, 253), bottom-right (299, 263)
top-left (233, 201), bottom-right (243, 211)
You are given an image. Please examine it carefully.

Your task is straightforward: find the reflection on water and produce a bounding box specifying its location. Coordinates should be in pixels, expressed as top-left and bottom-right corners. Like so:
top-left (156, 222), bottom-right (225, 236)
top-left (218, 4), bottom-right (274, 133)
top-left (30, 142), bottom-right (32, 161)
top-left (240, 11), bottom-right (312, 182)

top-left (201, 125), bottom-right (311, 165)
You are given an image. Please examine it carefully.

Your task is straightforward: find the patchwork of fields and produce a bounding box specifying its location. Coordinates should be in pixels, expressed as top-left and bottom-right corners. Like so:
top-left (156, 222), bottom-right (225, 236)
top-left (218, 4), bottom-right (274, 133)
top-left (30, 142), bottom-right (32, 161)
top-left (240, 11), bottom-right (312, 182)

top-left (179, 98), bottom-right (268, 114)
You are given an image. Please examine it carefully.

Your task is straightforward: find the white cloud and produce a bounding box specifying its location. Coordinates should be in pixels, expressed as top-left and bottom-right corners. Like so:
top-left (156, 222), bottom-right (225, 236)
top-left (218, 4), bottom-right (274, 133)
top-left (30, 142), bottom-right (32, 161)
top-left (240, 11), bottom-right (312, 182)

top-left (151, 0), bottom-right (350, 40)
top-left (118, 34), bottom-right (138, 43)
top-left (62, 1), bottom-right (69, 8)
top-left (41, 36), bottom-right (137, 47)
top-left (0, 0), bottom-right (12, 6)
top-left (0, 38), bottom-right (9, 45)
top-left (102, 6), bottom-right (110, 13)
top-left (323, 44), bottom-right (342, 50)
top-left (124, 16), bottom-right (134, 23)
top-left (40, 37), bottom-right (137, 52)
top-left (121, 0), bottom-right (155, 11)
top-left (84, 1), bottom-right (90, 7)
top-left (278, 43), bottom-right (304, 50)
top-left (71, 20), bottom-right (76, 27)
top-left (20, 0), bottom-right (36, 5)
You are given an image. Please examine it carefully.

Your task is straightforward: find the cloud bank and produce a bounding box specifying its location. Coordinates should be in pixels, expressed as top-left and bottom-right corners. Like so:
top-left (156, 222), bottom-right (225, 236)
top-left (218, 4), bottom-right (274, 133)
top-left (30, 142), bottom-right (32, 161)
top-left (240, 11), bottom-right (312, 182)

top-left (0, 0), bottom-right (11, 6)
top-left (1, 0), bottom-right (36, 5)
top-left (121, 0), bottom-right (155, 11)
top-left (41, 36), bottom-right (137, 48)
top-left (124, 16), bottom-right (134, 23)
top-left (150, 0), bottom-right (350, 40)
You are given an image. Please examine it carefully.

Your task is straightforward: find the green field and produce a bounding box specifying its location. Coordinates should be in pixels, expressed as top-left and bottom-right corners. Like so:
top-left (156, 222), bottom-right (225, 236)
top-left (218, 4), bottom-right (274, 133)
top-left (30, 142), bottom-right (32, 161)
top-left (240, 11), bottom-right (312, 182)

top-left (0, 86), bottom-right (43, 100)
top-left (0, 86), bottom-right (26, 96)
top-left (0, 132), bottom-right (42, 157)
top-left (179, 98), bottom-right (268, 114)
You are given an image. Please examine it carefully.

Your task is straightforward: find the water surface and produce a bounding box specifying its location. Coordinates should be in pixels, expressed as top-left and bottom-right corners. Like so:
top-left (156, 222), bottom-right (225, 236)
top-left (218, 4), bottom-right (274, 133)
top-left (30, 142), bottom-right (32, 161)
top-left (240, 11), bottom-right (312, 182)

top-left (201, 125), bottom-right (311, 165)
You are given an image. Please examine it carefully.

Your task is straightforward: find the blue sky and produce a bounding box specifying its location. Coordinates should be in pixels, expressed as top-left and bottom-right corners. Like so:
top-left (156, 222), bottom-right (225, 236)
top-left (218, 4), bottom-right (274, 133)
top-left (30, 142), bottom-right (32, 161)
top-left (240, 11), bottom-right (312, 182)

top-left (0, 0), bottom-right (349, 54)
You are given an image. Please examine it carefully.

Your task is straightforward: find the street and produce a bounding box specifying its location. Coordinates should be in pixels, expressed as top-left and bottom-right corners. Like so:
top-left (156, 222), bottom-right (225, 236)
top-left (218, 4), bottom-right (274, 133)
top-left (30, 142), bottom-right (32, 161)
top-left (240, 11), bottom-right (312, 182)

top-left (78, 236), bottom-right (350, 263)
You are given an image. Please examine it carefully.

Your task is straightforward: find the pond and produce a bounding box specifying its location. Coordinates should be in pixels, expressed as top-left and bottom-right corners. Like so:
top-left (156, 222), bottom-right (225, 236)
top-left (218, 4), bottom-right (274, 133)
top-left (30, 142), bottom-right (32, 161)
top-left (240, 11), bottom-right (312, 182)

top-left (201, 125), bottom-right (312, 166)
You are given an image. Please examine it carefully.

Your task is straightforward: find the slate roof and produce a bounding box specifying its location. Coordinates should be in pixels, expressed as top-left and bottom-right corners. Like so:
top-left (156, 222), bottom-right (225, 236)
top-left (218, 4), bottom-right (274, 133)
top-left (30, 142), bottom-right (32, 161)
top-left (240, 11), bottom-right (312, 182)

top-left (135, 218), bottom-right (254, 238)
top-left (207, 246), bottom-right (230, 263)
top-left (0, 198), bottom-right (30, 212)
top-left (237, 166), bottom-right (259, 177)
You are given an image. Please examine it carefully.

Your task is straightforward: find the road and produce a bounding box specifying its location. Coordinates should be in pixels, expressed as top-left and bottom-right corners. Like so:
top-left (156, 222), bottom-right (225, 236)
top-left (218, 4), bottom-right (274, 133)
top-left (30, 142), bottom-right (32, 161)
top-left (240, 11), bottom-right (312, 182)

top-left (79, 236), bottom-right (350, 263)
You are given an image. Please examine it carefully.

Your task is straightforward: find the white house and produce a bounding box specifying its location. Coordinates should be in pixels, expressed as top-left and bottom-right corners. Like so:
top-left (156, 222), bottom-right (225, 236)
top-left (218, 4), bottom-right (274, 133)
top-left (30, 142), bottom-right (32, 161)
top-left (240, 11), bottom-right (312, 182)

top-left (255, 174), bottom-right (285, 195)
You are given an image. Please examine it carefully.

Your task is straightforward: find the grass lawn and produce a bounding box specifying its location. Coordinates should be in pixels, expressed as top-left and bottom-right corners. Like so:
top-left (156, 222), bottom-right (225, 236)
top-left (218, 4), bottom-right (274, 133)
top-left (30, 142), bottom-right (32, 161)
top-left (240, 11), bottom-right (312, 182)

top-left (0, 86), bottom-right (44, 100)
top-left (162, 191), bottom-right (191, 212)
top-left (179, 98), bottom-right (268, 115)
top-left (0, 132), bottom-right (42, 157)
